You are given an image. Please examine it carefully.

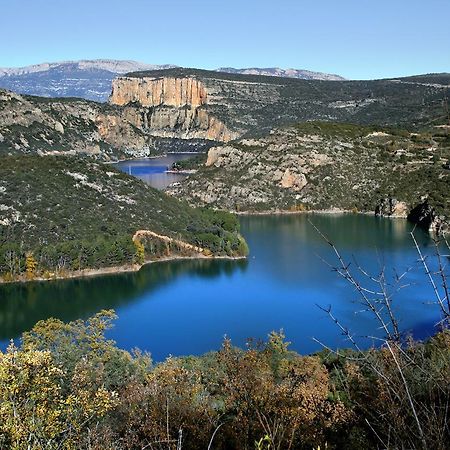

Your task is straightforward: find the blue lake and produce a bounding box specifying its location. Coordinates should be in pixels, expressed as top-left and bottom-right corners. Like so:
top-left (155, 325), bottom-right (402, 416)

top-left (0, 213), bottom-right (444, 361)
top-left (113, 154), bottom-right (196, 189)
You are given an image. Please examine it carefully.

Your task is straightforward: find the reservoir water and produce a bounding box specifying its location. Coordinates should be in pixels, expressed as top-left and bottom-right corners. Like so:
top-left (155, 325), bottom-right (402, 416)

top-left (113, 154), bottom-right (196, 189)
top-left (0, 213), bottom-right (443, 361)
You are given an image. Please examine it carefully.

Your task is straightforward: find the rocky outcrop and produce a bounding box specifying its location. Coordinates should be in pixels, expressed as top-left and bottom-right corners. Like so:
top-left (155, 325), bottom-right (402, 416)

top-left (169, 122), bottom-right (450, 223)
top-left (0, 85), bottom-right (234, 158)
top-left (169, 126), bottom-right (337, 210)
top-left (133, 229), bottom-right (204, 254)
top-left (94, 113), bottom-right (147, 149)
top-left (110, 76), bottom-right (237, 142)
top-left (205, 146), bottom-right (233, 167)
top-left (375, 198), bottom-right (408, 218)
top-left (120, 105), bottom-right (236, 142)
top-left (280, 169), bottom-right (307, 191)
top-left (407, 201), bottom-right (447, 233)
top-left (0, 89), bottom-right (149, 159)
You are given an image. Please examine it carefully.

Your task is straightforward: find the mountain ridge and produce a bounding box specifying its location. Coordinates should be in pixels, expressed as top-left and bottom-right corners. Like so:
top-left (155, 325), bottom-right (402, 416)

top-left (0, 59), bottom-right (177, 77)
top-left (217, 66), bottom-right (345, 81)
top-left (1, 68), bottom-right (449, 158)
top-left (0, 59), bottom-right (346, 101)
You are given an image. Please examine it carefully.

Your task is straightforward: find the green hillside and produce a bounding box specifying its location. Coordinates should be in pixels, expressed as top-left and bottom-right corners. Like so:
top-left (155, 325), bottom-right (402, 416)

top-left (0, 156), bottom-right (247, 281)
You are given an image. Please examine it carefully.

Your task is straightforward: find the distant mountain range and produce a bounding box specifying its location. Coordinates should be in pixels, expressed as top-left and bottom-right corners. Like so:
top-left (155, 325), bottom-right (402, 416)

top-left (0, 60), bottom-right (346, 101)
top-left (0, 60), bottom-right (177, 102)
top-left (217, 67), bottom-right (345, 81)
top-left (0, 59), bottom-right (177, 77)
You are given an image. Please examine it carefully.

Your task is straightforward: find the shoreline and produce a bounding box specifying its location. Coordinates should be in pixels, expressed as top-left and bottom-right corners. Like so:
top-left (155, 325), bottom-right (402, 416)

top-left (235, 208), bottom-right (406, 218)
top-left (0, 209), bottom-right (427, 286)
top-left (106, 151), bottom-right (205, 164)
top-left (165, 169), bottom-right (197, 175)
top-left (0, 253), bottom-right (246, 286)
top-left (235, 208), bottom-right (355, 216)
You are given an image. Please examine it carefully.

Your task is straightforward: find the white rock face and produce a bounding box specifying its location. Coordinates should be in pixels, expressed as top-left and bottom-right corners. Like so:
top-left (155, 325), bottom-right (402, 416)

top-left (391, 201), bottom-right (408, 217)
top-left (54, 121), bottom-right (64, 134)
top-left (205, 146), bottom-right (234, 166)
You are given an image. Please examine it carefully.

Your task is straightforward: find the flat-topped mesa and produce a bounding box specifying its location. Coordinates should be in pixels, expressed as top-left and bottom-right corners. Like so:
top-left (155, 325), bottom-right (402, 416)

top-left (110, 76), bottom-right (208, 107)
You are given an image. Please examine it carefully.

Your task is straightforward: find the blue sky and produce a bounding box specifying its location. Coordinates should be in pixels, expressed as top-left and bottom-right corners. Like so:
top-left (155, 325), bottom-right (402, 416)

top-left (1, 0), bottom-right (449, 79)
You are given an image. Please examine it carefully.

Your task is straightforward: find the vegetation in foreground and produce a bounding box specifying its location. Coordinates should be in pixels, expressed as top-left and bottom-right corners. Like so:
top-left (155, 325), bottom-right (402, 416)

top-left (0, 310), bottom-right (448, 450)
top-left (0, 155), bottom-right (248, 282)
top-left (1, 223), bottom-right (449, 449)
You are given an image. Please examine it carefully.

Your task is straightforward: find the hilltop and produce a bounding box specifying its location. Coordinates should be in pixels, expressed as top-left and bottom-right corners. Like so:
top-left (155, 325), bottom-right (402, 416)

top-left (112, 68), bottom-right (450, 142)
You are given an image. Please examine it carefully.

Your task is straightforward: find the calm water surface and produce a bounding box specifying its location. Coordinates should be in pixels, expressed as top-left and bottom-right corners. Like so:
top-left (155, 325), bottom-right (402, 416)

top-left (0, 214), bottom-right (443, 361)
top-left (113, 154), bottom-right (196, 189)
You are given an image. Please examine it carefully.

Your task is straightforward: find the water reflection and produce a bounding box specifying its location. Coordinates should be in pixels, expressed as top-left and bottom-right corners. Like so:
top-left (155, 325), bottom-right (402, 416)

top-left (240, 214), bottom-right (431, 287)
top-left (0, 214), bottom-right (443, 361)
top-left (0, 258), bottom-right (248, 343)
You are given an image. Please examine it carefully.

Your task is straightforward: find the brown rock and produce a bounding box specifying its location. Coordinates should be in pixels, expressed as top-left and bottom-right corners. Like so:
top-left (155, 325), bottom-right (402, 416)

top-left (280, 169), bottom-right (307, 191)
top-left (110, 76), bottom-right (207, 107)
top-left (110, 76), bottom-right (238, 142)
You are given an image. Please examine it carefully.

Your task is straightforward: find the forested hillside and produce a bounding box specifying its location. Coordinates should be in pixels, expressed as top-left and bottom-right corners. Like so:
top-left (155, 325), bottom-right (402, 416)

top-left (0, 156), bottom-right (247, 281)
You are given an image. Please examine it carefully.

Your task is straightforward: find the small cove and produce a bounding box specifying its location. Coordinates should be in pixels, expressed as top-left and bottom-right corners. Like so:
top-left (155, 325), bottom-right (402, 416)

top-left (113, 154), bottom-right (196, 189)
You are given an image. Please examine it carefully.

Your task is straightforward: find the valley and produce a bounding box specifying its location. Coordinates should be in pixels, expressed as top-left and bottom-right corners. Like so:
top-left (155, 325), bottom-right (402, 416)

top-left (0, 33), bottom-right (449, 450)
top-left (1, 66), bottom-right (449, 285)
top-left (1, 0), bottom-right (449, 445)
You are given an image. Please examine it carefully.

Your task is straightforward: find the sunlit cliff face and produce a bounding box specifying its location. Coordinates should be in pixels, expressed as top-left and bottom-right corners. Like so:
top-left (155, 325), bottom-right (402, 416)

top-left (109, 76), bottom-right (237, 142)
top-left (110, 76), bottom-right (207, 108)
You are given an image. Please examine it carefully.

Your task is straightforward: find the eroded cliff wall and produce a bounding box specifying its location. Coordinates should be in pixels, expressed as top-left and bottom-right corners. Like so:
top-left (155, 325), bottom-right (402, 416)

top-left (110, 76), bottom-right (238, 142)
top-left (111, 77), bottom-right (207, 107)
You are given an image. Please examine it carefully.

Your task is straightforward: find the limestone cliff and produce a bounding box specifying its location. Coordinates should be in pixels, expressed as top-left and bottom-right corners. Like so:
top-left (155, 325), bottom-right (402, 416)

top-left (111, 77), bottom-right (207, 107)
top-left (112, 68), bottom-right (450, 144)
top-left (110, 76), bottom-right (238, 142)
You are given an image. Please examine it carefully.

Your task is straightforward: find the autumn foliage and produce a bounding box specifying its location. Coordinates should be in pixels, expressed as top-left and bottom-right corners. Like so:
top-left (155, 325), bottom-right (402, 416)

top-left (0, 311), bottom-right (448, 449)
